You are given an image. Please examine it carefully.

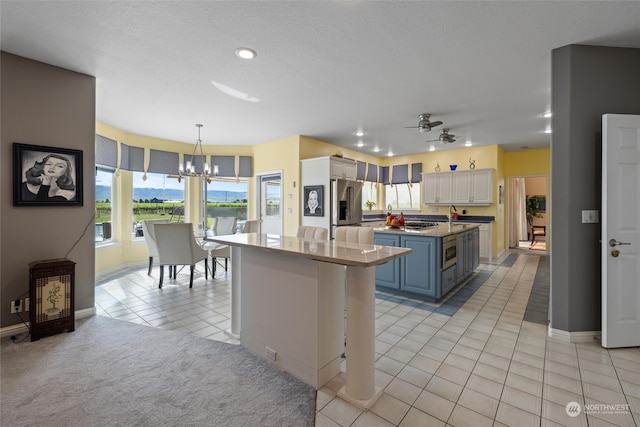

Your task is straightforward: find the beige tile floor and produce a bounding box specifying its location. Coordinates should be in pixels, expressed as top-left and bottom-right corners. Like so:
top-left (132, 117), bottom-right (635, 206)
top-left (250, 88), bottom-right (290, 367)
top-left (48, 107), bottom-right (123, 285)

top-left (95, 253), bottom-right (640, 427)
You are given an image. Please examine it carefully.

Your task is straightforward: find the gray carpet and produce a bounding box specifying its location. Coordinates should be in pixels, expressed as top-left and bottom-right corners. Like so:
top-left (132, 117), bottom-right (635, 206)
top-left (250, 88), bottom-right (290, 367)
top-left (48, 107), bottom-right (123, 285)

top-left (1, 316), bottom-right (316, 427)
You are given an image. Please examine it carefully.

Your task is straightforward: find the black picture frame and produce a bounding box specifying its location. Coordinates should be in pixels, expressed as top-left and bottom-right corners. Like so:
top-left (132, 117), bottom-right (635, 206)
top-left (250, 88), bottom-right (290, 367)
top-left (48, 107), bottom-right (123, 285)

top-left (13, 143), bottom-right (83, 206)
top-left (303, 185), bottom-right (323, 217)
top-left (533, 195), bottom-right (546, 212)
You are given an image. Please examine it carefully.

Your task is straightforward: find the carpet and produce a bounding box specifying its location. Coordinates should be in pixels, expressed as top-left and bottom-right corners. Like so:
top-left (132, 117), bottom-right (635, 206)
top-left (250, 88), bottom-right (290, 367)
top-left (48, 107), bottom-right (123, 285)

top-left (1, 316), bottom-right (316, 427)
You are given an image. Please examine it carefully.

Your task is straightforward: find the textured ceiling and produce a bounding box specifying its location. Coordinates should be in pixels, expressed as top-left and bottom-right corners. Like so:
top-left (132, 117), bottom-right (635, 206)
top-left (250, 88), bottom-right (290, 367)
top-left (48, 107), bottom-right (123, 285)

top-left (2, 1), bottom-right (639, 156)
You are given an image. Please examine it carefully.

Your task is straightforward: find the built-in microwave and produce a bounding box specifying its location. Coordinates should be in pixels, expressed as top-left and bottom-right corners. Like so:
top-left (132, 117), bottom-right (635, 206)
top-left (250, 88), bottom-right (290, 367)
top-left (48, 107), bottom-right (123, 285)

top-left (442, 234), bottom-right (457, 270)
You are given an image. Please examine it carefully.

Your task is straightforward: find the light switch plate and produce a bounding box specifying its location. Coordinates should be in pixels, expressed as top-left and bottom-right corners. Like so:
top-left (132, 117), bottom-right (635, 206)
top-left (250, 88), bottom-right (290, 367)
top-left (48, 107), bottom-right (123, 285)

top-left (582, 210), bottom-right (599, 223)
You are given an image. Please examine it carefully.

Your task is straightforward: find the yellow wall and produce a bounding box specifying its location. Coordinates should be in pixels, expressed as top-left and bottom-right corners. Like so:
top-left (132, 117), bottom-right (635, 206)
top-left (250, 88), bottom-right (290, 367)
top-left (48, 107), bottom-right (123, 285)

top-left (252, 135), bottom-right (301, 236)
top-left (504, 148), bottom-right (550, 176)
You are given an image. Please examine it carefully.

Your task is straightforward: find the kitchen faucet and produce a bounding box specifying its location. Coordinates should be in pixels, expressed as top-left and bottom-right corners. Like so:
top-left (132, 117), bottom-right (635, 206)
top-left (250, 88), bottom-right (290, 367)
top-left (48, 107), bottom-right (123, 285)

top-left (448, 205), bottom-right (457, 225)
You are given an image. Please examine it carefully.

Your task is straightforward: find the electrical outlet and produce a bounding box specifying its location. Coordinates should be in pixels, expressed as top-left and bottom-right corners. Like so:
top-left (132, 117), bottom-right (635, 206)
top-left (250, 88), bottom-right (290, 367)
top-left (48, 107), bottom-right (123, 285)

top-left (25, 298), bottom-right (30, 312)
top-left (265, 346), bottom-right (277, 361)
top-left (10, 299), bottom-right (22, 314)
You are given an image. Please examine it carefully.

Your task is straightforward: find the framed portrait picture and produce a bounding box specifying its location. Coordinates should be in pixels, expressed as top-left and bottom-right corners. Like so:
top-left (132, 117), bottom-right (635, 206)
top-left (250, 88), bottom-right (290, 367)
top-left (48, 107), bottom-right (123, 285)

top-left (303, 185), bottom-right (323, 217)
top-left (13, 143), bottom-right (83, 206)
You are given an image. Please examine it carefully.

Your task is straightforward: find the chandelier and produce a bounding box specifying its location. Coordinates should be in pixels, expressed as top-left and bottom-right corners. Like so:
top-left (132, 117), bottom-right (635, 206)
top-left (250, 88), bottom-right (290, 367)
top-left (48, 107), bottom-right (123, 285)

top-left (178, 124), bottom-right (218, 183)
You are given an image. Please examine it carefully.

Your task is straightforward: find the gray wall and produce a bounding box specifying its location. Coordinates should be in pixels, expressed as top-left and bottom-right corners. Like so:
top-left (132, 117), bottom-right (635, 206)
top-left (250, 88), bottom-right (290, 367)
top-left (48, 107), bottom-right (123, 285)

top-left (1, 52), bottom-right (96, 328)
top-left (551, 45), bottom-right (640, 332)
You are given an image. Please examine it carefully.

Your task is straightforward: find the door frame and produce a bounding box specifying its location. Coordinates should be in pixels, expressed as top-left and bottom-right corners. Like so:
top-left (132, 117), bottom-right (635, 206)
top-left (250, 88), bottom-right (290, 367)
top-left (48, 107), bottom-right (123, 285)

top-left (254, 170), bottom-right (283, 235)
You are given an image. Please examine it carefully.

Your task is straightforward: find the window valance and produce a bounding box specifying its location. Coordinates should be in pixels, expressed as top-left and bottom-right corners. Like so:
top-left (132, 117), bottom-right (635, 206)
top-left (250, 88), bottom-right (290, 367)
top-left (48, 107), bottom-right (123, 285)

top-left (96, 134), bottom-right (253, 177)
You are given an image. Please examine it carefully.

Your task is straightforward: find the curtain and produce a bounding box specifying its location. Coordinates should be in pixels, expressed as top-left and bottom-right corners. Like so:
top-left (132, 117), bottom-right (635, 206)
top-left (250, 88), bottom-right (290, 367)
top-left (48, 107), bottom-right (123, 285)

top-left (508, 177), bottom-right (528, 247)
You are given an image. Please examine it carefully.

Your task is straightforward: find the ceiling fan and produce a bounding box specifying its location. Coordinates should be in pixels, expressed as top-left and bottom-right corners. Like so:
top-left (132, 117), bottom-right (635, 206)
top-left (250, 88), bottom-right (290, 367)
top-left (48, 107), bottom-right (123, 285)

top-left (426, 128), bottom-right (456, 144)
top-left (405, 113), bottom-right (443, 133)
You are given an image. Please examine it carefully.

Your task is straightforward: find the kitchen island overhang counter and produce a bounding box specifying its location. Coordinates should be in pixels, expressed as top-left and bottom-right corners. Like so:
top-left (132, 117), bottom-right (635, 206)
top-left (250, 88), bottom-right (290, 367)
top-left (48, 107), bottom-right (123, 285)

top-left (207, 232), bottom-right (411, 409)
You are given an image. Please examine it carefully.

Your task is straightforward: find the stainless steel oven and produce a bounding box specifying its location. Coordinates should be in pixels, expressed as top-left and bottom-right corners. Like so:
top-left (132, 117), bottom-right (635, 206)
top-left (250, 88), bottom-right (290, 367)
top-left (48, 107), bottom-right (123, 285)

top-left (442, 234), bottom-right (457, 270)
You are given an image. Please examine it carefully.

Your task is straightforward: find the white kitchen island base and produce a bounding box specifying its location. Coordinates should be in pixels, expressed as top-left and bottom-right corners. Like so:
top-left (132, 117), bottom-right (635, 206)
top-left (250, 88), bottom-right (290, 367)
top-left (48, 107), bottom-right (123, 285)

top-left (240, 246), bottom-right (345, 389)
top-left (207, 233), bottom-right (411, 409)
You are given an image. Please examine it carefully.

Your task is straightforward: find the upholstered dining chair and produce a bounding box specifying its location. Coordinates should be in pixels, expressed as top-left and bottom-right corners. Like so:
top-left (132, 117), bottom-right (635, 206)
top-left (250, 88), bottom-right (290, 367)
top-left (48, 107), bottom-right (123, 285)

top-left (296, 226), bottom-right (329, 240)
top-left (154, 223), bottom-right (208, 288)
top-left (242, 219), bottom-right (260, 233)
top-left (201, 217), bottom-right (237, 275)
top-left (141, 218), bottom-right (170, 275)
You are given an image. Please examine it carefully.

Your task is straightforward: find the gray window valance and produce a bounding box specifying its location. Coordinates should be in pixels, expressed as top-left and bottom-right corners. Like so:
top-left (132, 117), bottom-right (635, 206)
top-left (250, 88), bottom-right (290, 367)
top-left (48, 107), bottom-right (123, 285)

top-left (356, 161), bottom-right (366, 181)
top-left (411, 163), bottom-right (423, 183)
top-left (380, 166), bottom-right (390, 185)
top-left (95, 135), bottom-right (117, 168)
top-left (96, 134), bottom-right (252, 177)
top-left (149, 149), bottom-right (180, 175)
top-left (366, 163), bottom-right (378, 182)
top-left (392, 164), bottom-right (409, 184)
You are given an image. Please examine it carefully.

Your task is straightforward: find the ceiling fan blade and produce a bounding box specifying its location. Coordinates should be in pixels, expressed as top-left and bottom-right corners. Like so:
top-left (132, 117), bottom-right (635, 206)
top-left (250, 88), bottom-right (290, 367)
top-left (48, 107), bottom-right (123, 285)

top-left (404, 126), bottom-right (420, 129)
top-left (429, 120), bottom-right (443, 128)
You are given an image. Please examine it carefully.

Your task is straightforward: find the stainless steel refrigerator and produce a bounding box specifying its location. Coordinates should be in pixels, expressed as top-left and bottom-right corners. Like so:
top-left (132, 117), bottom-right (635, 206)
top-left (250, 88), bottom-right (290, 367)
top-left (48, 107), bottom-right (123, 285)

top-left (330, 179), bottom-right (363, 239)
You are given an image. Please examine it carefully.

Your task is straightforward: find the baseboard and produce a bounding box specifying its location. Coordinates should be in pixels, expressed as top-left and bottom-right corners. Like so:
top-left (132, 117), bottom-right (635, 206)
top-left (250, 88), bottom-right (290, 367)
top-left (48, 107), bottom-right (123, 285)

top-left (1, 307), bottom-right (97, 338)
top-left (548, 327), bottom-right (601, 343)
top-left (96, 261), bottom-right (146, 281)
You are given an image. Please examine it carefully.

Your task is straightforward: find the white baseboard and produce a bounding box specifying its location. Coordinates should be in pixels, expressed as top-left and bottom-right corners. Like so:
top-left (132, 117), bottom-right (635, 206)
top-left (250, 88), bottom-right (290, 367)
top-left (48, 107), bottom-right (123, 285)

top-left (96, 261), bottom-right (146, 281)
top-left (1, 307), bottom-right (97, 338)
top-left (548, 327), bottom-right (601, 343)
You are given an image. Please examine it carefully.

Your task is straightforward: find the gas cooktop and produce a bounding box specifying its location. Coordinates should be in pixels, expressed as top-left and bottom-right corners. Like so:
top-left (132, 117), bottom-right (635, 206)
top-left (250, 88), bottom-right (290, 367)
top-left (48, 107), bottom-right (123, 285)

top-left (404, 222), bottom-right (439, 229)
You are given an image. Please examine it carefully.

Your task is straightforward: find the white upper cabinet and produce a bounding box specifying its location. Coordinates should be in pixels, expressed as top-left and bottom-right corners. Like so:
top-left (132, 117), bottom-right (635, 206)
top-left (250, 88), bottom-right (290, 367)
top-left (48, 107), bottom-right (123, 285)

top-left (330, 157), bottom-right (357, 180)
top-left (422, 172), bottom-right (452, 204)
top-left (423, 169), bottom-right (494, 205)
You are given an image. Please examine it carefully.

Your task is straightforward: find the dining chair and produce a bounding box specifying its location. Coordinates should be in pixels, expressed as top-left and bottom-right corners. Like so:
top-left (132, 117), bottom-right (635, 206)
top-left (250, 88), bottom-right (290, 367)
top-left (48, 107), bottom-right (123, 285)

top-left (154, 223), bottom-right (208, 288)
top-left (202, 217), bottom-right (237, 275)
top-left (296, 226), bottom-right (328, 240)
top-left (141, 218), bottom-right (170, 275)
top-left (242, 219), bottom-right (260, 233)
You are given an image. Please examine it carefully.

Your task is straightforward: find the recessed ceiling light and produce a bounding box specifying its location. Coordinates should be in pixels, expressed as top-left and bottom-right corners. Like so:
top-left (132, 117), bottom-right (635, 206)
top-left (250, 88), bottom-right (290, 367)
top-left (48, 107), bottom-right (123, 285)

top-left (544, 128), bottom-right (552, 134)
top-left (354, 130), bottom-right (366, 137)
top-left (387, 151), bottom-right (394, 157)
top-left (373, 147), bottom-right (380, 153)
top-left (521, 146), bottom-right (531, 150)
top-left (543, 111), bottom-right (552, 118)
top-left (235, 48), bottom-right (257, 60)
top-left (356, 141), bottom-right (364, 147)
top-left (464, 141), bottom-right (472, 147)
top-left (428, 146), bottom-right (436, 152)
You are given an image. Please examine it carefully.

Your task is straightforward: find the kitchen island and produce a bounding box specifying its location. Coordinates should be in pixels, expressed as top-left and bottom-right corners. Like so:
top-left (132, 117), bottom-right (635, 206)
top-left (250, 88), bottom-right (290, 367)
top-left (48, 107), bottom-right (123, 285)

top-left (207, 232), bottom-right (411, 409)
top-left (373, 223), bottom-right (480, 301)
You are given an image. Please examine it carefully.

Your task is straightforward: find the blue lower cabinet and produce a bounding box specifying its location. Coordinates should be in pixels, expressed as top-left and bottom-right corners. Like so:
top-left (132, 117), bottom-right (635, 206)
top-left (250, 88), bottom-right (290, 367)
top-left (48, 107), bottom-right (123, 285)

top-left (442, 265), bottom-right (457, 296)
top-left (375, 234), bottom-right (401, 289)
top-left (401, 235), bottom-right (438, 296)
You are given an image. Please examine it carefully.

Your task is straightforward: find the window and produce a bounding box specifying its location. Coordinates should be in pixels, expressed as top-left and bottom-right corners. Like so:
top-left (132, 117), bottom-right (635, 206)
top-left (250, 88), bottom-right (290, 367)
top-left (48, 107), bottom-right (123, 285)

top-left (384, 183), bottom-right (421, 210)
top-left (362, 181), bottom-right (378, 210)
top-left (95, 168), bottom-right (114, 243)
top-left (132, 171), bottom-right (185, 237)
top-left (204, 177), bottom-right (249, 232)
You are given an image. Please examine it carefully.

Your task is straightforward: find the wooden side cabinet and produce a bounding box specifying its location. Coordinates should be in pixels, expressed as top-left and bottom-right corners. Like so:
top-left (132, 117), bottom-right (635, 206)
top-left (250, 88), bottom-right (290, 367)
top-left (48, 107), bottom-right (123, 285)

top-left (29, 258), bottom-right (75, 341)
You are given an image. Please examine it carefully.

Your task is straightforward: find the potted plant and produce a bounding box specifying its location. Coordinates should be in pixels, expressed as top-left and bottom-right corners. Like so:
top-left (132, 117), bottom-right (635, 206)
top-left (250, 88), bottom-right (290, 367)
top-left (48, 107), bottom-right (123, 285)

top-left (364, 200), bottom-right (376, 210)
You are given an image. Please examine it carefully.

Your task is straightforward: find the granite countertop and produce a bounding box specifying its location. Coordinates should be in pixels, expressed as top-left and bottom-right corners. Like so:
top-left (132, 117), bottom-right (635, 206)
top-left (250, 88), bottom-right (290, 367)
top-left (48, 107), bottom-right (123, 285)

top-left (372, 222), bottom-right (480, 238)
top-left (207, 233), bottom-right (411, 267)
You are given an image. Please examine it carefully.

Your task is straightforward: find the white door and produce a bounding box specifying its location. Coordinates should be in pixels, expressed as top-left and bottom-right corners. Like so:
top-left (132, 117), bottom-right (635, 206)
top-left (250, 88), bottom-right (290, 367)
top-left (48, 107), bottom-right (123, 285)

top-left (602, 114), bottom-right (640, 348)
top-left (258, 173), bottom-right (282, 235)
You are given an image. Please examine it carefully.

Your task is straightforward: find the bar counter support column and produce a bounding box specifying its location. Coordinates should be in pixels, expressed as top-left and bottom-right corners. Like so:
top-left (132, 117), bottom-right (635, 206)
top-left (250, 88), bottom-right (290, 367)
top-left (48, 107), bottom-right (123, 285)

top-left (337, 265), bottom-right (382, 409)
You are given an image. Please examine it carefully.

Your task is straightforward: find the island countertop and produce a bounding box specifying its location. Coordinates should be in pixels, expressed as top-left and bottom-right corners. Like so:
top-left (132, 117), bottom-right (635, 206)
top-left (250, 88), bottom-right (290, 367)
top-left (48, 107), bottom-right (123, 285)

top-left (372, 222), bottom-right (480, 238)
top-left (206, 233), bottom-right (411, 267)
